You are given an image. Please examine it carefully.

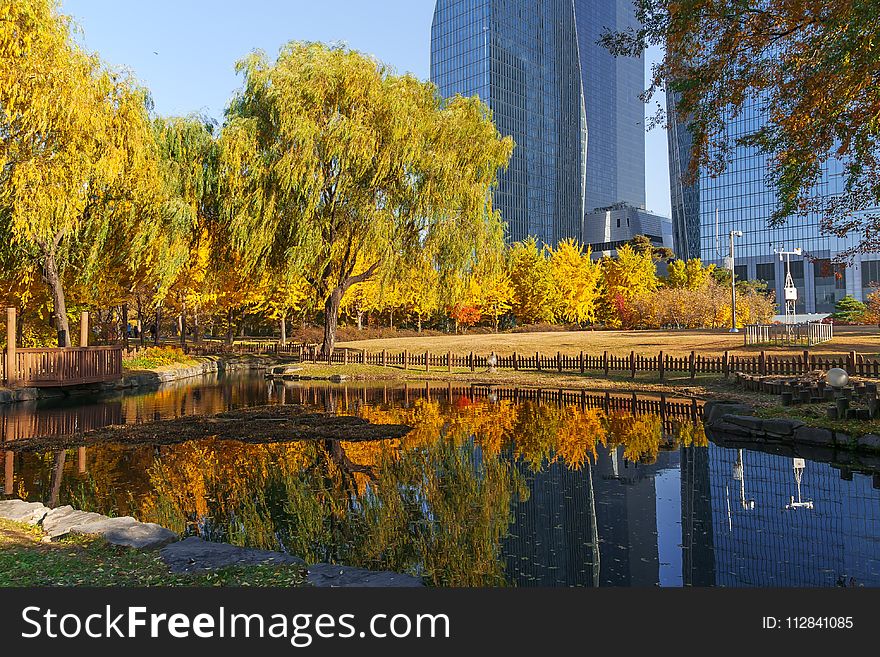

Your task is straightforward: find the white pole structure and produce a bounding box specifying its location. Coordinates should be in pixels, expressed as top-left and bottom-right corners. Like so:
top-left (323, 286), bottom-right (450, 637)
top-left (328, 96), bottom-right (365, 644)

top-left (775, 247), bottom-right (803, 327)
top-left (728, 229), bottom-right (743, 332)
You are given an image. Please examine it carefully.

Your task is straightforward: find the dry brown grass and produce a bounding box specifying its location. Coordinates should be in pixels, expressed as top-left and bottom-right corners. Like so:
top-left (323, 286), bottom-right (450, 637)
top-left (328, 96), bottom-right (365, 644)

top-left (337, 325), bottom-right (880, 358)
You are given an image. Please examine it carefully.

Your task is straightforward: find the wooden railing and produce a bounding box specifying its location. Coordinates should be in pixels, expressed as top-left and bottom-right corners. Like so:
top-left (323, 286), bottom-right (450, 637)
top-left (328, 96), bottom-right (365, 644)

top-left (744, 322), bottom-right (834, 347)
top-left (2, 346), bottom-right (123, 387)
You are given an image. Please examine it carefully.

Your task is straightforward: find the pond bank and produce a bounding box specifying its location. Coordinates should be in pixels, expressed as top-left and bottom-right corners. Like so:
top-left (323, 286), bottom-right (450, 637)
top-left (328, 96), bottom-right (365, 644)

top-left (0, 354), bottom-right (288, 405)
top-left (0, 499), bottom-right (423, 587)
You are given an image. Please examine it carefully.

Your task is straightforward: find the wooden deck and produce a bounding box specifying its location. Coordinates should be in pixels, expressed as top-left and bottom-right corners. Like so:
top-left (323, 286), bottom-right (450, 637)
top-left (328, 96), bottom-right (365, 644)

top-left (2, 346), bottom-right (123, 388)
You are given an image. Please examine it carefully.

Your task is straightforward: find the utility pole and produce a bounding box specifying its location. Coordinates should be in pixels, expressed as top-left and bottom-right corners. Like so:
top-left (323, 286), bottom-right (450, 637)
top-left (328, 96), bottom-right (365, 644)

top-left (715, 207), bottom-right (742, 333)
top-left (728, 229), bottom-right (743, 333)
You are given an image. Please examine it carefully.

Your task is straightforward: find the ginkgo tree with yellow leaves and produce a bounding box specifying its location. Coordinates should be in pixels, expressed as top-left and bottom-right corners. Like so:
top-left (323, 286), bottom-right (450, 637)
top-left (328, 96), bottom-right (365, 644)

top-left (220, 42), bottom-right (513, 356)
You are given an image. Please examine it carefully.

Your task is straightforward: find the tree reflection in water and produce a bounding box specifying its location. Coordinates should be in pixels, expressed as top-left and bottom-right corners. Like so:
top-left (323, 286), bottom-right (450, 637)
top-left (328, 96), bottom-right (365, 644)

top-left (14, 397), bottom-right (705, 587)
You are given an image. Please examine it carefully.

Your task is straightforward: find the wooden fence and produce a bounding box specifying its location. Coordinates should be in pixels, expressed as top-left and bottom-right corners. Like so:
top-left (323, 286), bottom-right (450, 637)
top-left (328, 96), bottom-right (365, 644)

top-left (284, 343), bottom-right (880, 380)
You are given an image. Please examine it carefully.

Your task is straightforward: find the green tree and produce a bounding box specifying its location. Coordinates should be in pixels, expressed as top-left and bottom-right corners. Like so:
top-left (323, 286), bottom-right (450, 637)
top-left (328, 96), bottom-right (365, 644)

top-left (831, 295), bottom-right (868, 323)
top-left (220, 43), bottom-right (513, 355)
top-left (601, 0), bottom-right (880, 254)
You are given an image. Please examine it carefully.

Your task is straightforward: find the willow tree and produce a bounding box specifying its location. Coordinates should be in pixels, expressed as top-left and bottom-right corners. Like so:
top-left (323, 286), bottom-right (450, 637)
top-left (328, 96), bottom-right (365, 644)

top-left (0, 0), bottom-right (158, 346)
top-left (221, 42), bottom-right (513, 355)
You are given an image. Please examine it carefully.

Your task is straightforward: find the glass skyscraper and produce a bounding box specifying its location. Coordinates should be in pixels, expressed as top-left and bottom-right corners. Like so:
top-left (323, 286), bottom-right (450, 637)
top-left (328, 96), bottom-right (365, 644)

top-left (430, 0), bottom-right (646, 245)
top-left (668, 96), bottom-right (874, 313)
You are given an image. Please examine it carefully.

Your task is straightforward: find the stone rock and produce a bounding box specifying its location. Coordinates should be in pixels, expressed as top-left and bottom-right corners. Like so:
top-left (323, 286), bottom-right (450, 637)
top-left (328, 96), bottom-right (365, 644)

top-left (328, 374), bottom-right (348, 383)
top-left (0, 499), bottom-right (49, 524)
top-left (269, 365), bottom-right (302, 376)
top-left (793, 425), bottom-right (836, 447)
top-left (69, 516), bottom-right (178, 550)
top-left (722, 414), bottom-right (766, 432)
top-left (857, 433), bottom-right (880, 452)
top-left (307, 563), bottom-right (423, 588)
top-left (160, 536), bottom-right (307, 573)
top-left (41, 505), bottom-right (107, 539)
top-left (702, 401), bottom-right (754, 425)
top-left (762, 418), bottom-right (804, 438)
top-left (706, 420), bottom-right (753, 438)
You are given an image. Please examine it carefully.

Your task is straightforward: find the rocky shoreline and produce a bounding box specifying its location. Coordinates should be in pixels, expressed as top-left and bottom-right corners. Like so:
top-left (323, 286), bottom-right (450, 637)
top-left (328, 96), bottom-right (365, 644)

top-left (0, 499), bottom-right (422, 587)
top-left (703, 400), bottom-right (880, 452)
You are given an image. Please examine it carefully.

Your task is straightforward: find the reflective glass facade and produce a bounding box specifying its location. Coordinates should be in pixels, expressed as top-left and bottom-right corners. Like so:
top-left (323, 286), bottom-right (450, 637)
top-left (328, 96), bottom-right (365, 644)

top-left (669, 97), bottom-right (876, 312)
top-left (431, 0), bottom-right (646, 245)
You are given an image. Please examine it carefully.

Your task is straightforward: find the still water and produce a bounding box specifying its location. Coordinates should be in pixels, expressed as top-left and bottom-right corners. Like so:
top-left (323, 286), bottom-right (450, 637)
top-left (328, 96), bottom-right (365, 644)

top-left (2, 371), bottom-right (879, 587)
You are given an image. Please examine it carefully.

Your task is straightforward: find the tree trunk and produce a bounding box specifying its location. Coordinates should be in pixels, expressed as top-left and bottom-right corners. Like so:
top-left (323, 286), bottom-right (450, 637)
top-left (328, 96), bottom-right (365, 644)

top-left (154, 307), bottom-right (161, 346)
top-left (389, 310), bottom-right (394, 330)
top-left (494, 314), bottom-right (499, 333)
top-left (179, 311), bottom-right (186, 349)
top-left (193, 313), bottom-right (201, 343)
top-left (417, 315), bottom-right (422, 332)
top-left (121, 303), bottom-right (129, 349)
top-left (280, 313), bottom-right (287, 346)
top-left (226, 308), bottom-right (234, 345)
top-left (321, 288), bottom-right (343, 357)
top-left (357, 311), bottom-right (363, 331)
top-left (42, 249), bottom-right (71, 347)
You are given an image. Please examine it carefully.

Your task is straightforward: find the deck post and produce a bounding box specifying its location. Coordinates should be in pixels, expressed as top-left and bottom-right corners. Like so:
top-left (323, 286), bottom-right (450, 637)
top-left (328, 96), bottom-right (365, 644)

top-left (5, 307), bottom-right (16, 386)
top-left (80, 311), bottom-right (89, 347)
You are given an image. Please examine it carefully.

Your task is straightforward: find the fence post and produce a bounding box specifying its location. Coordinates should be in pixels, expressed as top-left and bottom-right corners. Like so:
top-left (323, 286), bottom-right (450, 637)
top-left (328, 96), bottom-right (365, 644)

top-left (536, 352), bottom-right (541, 372)
top-left (846, 351), bottom-right (857, 376)
top-left (603, 350), bottom-right (609, 376)
top-left (557, 351), bottom-right (562, 373)
top-left (658, 351), bottom-right (664, 382)
top-left (579, 351), bottom-right (584, 374)
top-left (631, 350), bottom-right (636, 379)
top-left (448, 351), bottom-right (452, 372)
top-left (689, 350), bottom-right (696, 380)
top-left (5, 307), bottom-right (16, 386)
top-left (723, 350), bottom-right (730, 378)
top-left (513, 351), bottom-right (518, 371)
top-left (759, 350), bottom-right (766, 376)
top-left (80, 311), bottom-right (89, 347)
top-left (343, 349), bottom-right (348, 365)
top-left (382, 349), bottom-right (386, 367)
top-left (802, 349), bottom-right (809, 374)
top-left (403, 350), bottom-right (408, 370)
top-left (470, 351), bottom-right (475, 372)
top-left (425, 351), bottom-right (429, 372)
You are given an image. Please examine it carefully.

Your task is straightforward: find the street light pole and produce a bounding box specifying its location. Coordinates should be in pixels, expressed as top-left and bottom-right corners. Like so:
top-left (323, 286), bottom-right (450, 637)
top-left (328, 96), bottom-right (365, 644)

top-left (729, 229), bottom-right (743, 333)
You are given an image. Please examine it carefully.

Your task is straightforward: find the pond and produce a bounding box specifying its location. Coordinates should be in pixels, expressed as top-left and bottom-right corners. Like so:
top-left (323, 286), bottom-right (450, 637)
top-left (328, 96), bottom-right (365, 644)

top-left (2, 371), bottom-right (879, 587)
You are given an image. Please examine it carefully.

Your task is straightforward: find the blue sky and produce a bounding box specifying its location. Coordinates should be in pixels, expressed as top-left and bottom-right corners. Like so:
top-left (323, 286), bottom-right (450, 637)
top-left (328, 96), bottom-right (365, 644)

top-left (61, 0), bottom-right (670, 216)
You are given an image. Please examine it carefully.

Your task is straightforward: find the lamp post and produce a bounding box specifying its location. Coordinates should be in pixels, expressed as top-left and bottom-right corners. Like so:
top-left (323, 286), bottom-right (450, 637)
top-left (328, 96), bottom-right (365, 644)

top-left (728, 230), bottom-right (743, 333)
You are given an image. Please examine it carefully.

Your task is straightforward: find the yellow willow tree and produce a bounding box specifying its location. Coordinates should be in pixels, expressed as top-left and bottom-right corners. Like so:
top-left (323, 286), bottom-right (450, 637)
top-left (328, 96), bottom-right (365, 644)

top-left (0, 0), bottom-right (159, 346)
top-left (220, 42), bottom-right (513, 355)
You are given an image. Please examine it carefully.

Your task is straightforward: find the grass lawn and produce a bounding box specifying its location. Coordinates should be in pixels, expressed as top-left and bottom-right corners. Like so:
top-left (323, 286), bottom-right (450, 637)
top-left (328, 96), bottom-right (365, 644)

top-left (0, 519), bottom-right (305, 587)
top-left (336, 325), bottom-right (880, 358)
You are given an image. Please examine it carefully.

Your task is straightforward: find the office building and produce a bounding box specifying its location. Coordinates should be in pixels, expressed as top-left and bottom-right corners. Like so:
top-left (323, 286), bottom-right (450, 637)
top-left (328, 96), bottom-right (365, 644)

top-left (430, 0), bottom-right (651, 245)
